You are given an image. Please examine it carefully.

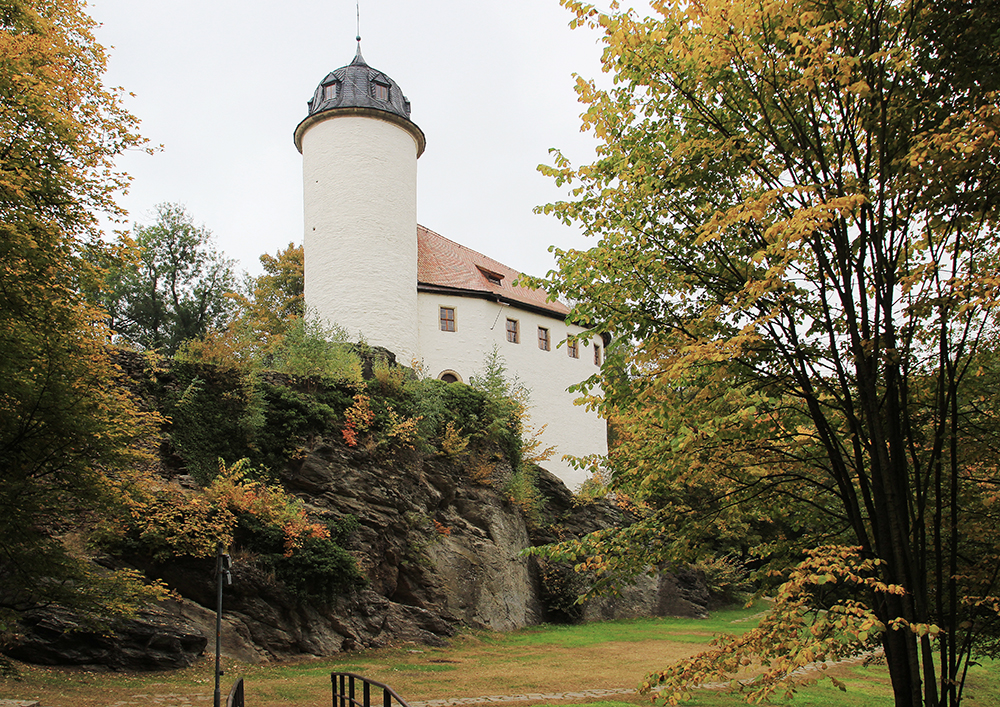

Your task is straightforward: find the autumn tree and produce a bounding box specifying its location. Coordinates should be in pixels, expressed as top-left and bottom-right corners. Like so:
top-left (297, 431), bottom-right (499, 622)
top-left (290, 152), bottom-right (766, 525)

top-left (535, 0), bottom-right (1000, 705)
top-left (0, 0), bottom-right (164, 645)
top-left (96, 202), bottom-right (236, 354)
top-left (233, 241), bottom-right (304, 337)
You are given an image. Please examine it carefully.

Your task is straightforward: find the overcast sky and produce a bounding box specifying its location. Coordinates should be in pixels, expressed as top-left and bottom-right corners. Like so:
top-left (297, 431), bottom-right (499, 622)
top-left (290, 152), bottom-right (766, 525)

top-left (87, 0), bottom-right (646, 280)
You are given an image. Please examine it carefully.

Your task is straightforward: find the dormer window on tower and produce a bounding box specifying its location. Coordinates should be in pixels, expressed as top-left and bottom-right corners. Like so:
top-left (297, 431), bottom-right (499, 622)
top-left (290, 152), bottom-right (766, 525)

top-left (373, 81), bottom-right (389, 101)
top-left (322, 81), bottom-right (339, 102)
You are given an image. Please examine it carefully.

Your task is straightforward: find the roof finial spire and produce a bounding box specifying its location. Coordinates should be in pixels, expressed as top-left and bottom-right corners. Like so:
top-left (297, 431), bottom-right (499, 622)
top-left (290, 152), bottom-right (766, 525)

top-left (352, 2), bottom-right (366, 65)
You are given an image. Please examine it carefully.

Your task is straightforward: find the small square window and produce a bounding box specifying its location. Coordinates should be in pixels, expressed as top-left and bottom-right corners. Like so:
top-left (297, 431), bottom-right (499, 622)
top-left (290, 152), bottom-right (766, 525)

top-left (567, 339), bottom-right (579, 358)
top-left (322, 82), bottom-right (338, 101)
top-left (538, 327), bottom-right (550, 351)
top-left (594, 343), bottom-right (602, 366)
top-left (373, 82), bottom-right (389, 101)
top-left (440, 307), bottom-right (456, 332)
top-left (506, 318), bottom-right (519, 344)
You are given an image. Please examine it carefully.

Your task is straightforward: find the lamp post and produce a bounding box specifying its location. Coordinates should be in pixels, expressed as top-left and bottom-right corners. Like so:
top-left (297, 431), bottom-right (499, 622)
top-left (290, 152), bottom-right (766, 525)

top-left (214, 543), bottom-right (232, 707)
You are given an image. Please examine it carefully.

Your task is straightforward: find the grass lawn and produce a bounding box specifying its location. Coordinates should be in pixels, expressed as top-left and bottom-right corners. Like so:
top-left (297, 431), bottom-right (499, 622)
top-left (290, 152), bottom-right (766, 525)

top-left (2, 602), bottom-right (999, 706)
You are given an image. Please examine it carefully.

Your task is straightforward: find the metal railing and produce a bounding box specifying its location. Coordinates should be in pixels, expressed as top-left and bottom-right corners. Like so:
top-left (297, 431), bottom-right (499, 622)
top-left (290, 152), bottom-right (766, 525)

top-left (226, 677), bottom-right (245, 707)
top-left (332, 672), bottom-right (411, 707)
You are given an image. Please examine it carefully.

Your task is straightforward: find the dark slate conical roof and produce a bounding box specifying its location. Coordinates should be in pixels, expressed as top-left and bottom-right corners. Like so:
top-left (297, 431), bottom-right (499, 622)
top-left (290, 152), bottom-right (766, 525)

top-left (306, 44), bottom-right (412, 120)
top-left (295, 42), bottom-right (425, 156)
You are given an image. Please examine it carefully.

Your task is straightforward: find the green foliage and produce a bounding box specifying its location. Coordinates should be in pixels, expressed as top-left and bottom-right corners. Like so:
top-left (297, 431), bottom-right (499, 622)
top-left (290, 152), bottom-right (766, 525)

top-left (234, 514), bottom-right (365, 602)
top-left (96, 203), bottom-right (235, 355)
top-left (506, 463), bottom-right (543, 525)
top-left (468, 346), bottom-right (531, 471)
top-left (266, 315), bottom-right (361, 383)
top-left (179, 241), bottom-right (361, 388)
top-left (644, 547), bottom-right (894, 703)
top-left (154, 355), bottom-right (362, 482)
top-left (156, 346), bottom-right (538, 486)
top-left (162, 361), bottom-right (268, 483)
top-left (405, 377), bottom-right (511, 455)
top-left (0, 0), bottom-right (165, 634)
top-left (253, 379), bottom-right (352, 468)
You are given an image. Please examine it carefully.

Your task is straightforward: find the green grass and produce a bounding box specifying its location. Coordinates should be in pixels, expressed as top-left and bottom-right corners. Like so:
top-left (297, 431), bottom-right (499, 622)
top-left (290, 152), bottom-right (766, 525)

top-left (386, 663), bottom-right (460, 672)
top-left (501, 603), bottom-right (766, 649)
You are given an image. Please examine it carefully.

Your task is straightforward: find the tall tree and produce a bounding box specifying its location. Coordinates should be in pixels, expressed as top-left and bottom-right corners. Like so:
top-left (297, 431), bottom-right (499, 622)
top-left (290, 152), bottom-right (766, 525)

top-left (238, 242), bottom-right (305, 335)
top-left (535, 0), bottom-right (1000, 704)
top-left (0, 0), bottom-right (163, 642)
top-left (99, 203), bottom-right (235, 354)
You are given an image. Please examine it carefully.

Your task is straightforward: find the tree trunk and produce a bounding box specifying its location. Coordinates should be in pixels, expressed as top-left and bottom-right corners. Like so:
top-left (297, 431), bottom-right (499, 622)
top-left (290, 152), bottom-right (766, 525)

top-left (883, 618), bottom-right (923, 707)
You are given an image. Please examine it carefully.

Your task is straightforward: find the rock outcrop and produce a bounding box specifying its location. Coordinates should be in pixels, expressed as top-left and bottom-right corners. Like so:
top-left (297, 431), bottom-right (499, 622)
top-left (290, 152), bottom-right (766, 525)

top-left (4, 359), bottom-right (709, 670)
top-left (7, 606), bottom-right (207, 671)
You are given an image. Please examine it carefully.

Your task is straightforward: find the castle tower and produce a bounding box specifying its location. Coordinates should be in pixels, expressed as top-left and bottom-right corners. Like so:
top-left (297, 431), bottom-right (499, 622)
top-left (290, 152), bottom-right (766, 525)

top-left (294, 43), bottom-right (426, 362)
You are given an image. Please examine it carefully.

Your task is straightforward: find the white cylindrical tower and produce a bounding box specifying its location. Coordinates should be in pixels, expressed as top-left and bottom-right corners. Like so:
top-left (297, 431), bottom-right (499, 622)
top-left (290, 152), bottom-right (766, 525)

top-left (294, 44), bottom-right (425, 364)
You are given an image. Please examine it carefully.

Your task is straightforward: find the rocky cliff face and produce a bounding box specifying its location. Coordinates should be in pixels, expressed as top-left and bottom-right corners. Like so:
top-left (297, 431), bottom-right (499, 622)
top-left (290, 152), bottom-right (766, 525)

top-left (5, 361), bottom-right (709, 671)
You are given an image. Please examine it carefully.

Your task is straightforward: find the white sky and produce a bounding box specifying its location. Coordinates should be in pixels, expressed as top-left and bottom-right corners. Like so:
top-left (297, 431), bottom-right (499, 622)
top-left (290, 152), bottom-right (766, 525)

top-left (87, 0), bottom-right (644, 280)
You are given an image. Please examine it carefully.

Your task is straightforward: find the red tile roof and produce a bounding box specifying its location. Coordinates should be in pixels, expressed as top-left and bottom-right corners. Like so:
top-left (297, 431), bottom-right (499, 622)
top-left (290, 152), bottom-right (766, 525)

top-left (417, 225), bottom-right (570, 318)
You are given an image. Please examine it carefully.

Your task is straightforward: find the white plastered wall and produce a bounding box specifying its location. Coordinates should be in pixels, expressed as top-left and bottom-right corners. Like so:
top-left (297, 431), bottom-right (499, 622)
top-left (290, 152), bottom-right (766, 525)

top-left (301, 116), bottom-right (419, 362)
top-left (416, 293), bottom-right (606, 490)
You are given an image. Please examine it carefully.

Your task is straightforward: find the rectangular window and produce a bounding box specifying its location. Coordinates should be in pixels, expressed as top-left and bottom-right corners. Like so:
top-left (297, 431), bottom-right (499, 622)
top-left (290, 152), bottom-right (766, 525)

top-left (506, 318), bottom-right (519, 343)
top-left (322, 82), bottom-right (338, 101)
top-left (538, 327), bottom-right (550, 351)
top-left (594, 343), bottom-right (602, 366)
top-left (440, 306), bottom-right (456, 332)
top-left (567, 338), bottom-right (579, 358)
top-left (373, 82), bottom-right (389, 101)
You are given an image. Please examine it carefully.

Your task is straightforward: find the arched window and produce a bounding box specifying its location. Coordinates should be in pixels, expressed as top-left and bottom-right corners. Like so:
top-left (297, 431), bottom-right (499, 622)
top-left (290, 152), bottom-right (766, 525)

top-left (439, 370), bottom-right (462, 384)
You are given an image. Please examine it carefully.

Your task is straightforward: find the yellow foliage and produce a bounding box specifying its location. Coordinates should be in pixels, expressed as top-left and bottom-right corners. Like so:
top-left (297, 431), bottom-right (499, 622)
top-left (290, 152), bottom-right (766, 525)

top-left (384, 408), bottom-right (421, 450)
top-left (0, 0), bottom-right (166, 626)
top-left (108, 459), bottom-right (329, 561)
top-left (440, 420), bottom-right (470, 456)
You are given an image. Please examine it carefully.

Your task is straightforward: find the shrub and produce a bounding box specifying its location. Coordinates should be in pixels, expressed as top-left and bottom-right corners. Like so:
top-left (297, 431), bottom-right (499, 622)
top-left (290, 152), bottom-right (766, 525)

top-left (536, 558), bottom-right (586, 623)
top-left (100, 460), bottom-right (365, 602)
top-left (266, 315), bottom-right (362, 384)
top-left (695, 554), bottom-right (752, 606)
top-left (163, 362), bottom-right (266, 483)
top-left (254, 380), bottom-right (353, 464)
top-left (234, 513), bottom-right (364, 601)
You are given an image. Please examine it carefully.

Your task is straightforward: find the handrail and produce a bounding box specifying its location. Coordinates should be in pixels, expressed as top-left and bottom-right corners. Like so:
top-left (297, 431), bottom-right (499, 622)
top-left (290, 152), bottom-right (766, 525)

top-left (332, 672), bottom-right (411, 707)
top-left (226, 677), bottom-right (245, 707)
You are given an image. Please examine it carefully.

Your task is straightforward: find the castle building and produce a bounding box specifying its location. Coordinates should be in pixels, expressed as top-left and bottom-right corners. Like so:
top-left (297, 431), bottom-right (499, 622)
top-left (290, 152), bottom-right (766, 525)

top-left (294, 44), bottom-right (605, 489)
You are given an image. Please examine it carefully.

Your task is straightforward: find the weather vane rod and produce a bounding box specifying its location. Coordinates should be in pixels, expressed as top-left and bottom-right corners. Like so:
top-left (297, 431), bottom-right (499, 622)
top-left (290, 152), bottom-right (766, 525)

top-left (356, 2), bottom-right (361, 43)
